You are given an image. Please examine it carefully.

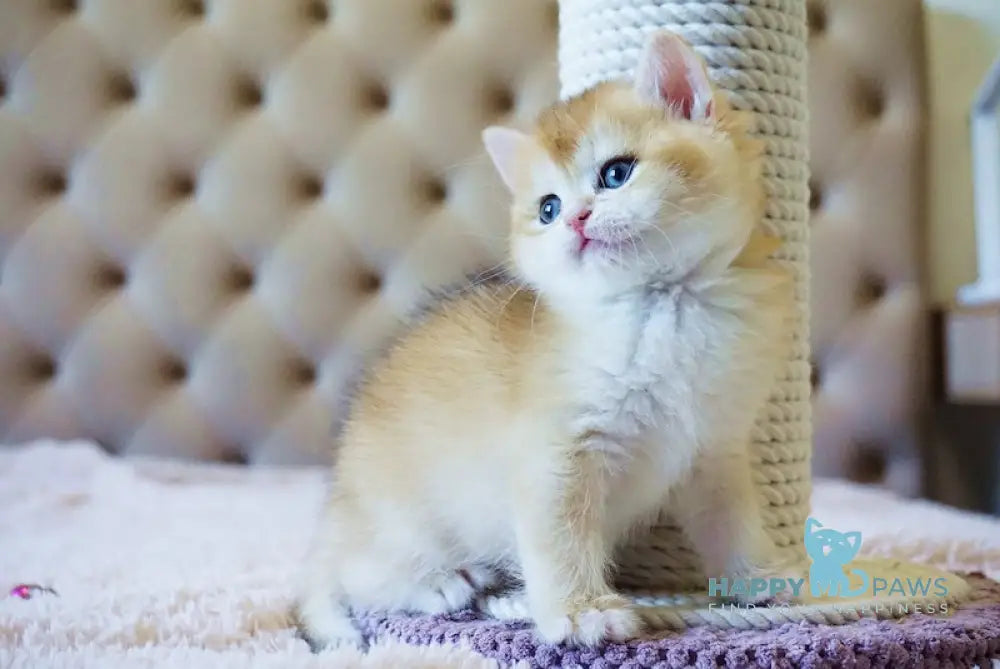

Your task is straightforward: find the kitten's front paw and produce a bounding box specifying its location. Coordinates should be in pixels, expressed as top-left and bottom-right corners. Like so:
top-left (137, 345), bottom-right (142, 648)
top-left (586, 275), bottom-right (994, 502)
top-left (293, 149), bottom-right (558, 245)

top-left (534, 594), bottom-right (643, 646)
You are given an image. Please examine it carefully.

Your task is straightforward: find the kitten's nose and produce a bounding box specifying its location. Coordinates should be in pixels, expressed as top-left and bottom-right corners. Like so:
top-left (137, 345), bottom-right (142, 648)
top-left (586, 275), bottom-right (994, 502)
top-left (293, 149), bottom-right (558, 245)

top-left (569, 209), bottom-right (592, 235)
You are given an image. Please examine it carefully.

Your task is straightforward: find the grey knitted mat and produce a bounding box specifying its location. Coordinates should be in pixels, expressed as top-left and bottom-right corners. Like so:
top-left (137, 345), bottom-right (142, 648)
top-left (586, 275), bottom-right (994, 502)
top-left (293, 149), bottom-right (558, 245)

top-left (353, 573), bottom-right (1000, 668)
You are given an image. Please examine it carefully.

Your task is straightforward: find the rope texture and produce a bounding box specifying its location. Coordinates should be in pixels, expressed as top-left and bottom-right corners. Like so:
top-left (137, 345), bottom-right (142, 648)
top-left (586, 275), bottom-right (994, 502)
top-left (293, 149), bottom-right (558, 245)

top-left (557, 0), bottom-right (816, 629)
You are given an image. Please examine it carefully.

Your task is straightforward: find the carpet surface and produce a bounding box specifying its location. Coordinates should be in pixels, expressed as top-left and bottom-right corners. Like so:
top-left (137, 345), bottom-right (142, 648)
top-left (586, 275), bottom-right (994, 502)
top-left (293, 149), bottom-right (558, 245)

top-left (3, 440), bottom-right (1000, 668)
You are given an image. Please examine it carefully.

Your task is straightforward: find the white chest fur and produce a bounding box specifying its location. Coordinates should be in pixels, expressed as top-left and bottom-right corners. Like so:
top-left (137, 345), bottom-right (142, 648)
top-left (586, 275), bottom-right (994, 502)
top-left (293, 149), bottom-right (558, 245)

top-left (562, 272), bottom-right (786, 488)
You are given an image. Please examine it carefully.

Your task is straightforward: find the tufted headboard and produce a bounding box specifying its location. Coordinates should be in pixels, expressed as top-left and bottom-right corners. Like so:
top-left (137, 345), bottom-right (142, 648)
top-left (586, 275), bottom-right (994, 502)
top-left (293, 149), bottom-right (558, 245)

top-left (0, 0), bottom-right (927, 490)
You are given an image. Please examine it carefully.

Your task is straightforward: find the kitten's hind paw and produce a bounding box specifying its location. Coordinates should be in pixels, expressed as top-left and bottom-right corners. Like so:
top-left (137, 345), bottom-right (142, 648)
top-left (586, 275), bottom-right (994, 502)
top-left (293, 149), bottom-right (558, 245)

top-left (477, 590), bottom-right (530, 620)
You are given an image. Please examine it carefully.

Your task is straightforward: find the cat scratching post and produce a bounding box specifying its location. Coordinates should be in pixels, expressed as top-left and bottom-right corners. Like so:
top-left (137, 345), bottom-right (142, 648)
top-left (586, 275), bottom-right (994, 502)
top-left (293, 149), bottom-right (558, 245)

top-left (557, 0), bottom-right (970, 630)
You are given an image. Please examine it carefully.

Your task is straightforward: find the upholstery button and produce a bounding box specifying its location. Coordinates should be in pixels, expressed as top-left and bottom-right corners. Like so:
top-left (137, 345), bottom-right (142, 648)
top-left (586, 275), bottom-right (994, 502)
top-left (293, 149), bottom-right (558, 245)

top-left (51, 0), bottom-right (77, 14)
top-left (291, 359), bottom-right (316, 385)
top-left (858, 80), bottom-right (885, 119)
top-left (809, 362), bottom-right (821, 390)
top-left (428, 0), bottom-right (454, 24)
top-left (849, 444), bottom-right (887, 484)
top-left (489, 87), bottom-right (515, 115)
top-left (363, 82), bottom-right (390, 112)
top-left (166, 172), bottom-right (196, 199)
top-left (358, 271), bottom-right (381, 294)
top-left (107, 72), bottom-right (137, 103)
top-left (161, 358), bottom-right (187, 383)
top-left (95, 263), bottom-right (127, 289)
top-left (179, 0), bottom-right (204, 17)
top-left (305, 0), bottom-right (329, 23)
top-left (27, 354), bottom-right (56, 381)
top-left (808, 180), bottom-right (822, 211)
top-left (235, 78), bottom-right (264, 108)
top-left (806, 0), bottom-right (826, 36)
top-left (546, 1), bottom-right (559, 31)
top-left (221, 450), bottom-right (249, 465)
top-left (0, 75), bottom-right (6, 102)
top-left (855, 275), bottom-right (887, 306)
top-left (298, 174), bottom-right (324, 200)
top-left (227, 265), bottom-right (255, 292)
top-left (423, 177), bottom-right (447, 204)
top-left (36, 170), bottom-right (67, 196)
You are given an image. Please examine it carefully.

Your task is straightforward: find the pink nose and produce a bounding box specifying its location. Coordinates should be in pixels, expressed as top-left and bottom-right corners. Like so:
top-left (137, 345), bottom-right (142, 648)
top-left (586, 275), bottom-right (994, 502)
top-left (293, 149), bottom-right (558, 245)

top-left (569, 209), bottom-right (591, 235)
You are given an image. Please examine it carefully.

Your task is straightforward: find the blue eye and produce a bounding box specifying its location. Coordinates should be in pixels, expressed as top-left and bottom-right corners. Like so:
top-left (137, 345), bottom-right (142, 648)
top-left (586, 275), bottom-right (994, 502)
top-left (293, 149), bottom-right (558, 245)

top-left (539, 194), bottom-right (561, 224)
top-left (599, 157), bottom-right (637, 189)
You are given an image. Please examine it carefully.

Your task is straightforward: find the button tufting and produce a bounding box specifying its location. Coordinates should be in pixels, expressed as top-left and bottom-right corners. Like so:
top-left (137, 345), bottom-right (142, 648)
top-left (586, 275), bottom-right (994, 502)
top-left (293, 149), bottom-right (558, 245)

top-left (161, 358), bottom-right (187, 383)
top-left (95, 263), bottom-right (127, 290)
top-left (50, 0), bottom-right (77, 14)
top-left (305, 0), bottom-right (329, 23)
top-left (166, 172), bottom-right (196, 199)
top-left (422, 177), bottom-right (447, 204)
top-left (855, 274), bottom-right (887, 306)
top-left (291, 359), bottom-right (317, 385)
top-left (808, 180), bottom-right (822, 211)
top-left (35, 170), bottom-right (67, 196)
top-left (221, 450), bottom-right (249, 465)
top-left (358, 271), bottom-right (381, 294)
top-left (235, 77), bottom-right (264, 108)
top-left (298, 174), bottom-right (324, 200)
top-left (810, 362), bottom-right (821, 390)
top-left (488, 86), bottom-right (516, 115)
top-left (857, 79), bottom-right (885, 119)
top-left (107, 72), bottom-right (137, 103)
top-left (806, 0), bottom-right (826, 36)
top-left (427, 0), bottom-right (454, 25)
top-left (27, 354), bottom-right (57, 381)
top-left (178, 0), bottom-right (204, 17)
top-left (546, 1), bottom-right (559, 31)
top-left (850, 444), bottom-right (886, 484)
top-left (362, 82), bottom-right (390, 112)
top-left (226, 265), bottom-right (255, 292)
top-left (0, 75), bottom-right (6, 102)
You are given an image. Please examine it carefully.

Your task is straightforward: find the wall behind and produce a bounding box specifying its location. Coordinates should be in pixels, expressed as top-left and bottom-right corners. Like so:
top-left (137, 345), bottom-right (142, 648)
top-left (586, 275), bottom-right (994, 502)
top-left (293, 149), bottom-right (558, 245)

top-left (924, 0), bottom-right (1000, 305)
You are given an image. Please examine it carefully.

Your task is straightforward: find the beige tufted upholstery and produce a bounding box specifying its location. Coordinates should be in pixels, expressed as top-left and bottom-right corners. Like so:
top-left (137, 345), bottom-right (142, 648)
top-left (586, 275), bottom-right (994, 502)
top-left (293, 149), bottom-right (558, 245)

top-left (0, 0), bottom-right (927, 489)
top-left (806, 0), bottom-right (928, 494)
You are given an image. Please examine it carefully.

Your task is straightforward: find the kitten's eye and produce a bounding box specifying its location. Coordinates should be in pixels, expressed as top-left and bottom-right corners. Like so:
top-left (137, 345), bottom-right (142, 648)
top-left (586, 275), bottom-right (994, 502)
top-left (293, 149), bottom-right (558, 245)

top-left (538, 194), bottom-right (561, 225)
top-left (599, 157), bottom-right (637, 189)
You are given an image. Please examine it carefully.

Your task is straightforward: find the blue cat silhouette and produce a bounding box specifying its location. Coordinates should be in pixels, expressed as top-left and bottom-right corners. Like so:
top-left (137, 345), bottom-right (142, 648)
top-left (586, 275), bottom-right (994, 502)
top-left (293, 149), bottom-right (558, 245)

top-left (804, 517), bottom-right (868, 598)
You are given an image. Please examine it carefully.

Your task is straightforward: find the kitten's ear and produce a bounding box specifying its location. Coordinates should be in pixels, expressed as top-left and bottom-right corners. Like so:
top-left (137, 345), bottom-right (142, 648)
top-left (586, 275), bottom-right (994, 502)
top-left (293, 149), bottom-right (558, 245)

top-left (483, 126), bottom-right (529, 192)
top-left (805, 517), bottom-right (823, 536)
top-left (634, 31), bottom-right (715, 121)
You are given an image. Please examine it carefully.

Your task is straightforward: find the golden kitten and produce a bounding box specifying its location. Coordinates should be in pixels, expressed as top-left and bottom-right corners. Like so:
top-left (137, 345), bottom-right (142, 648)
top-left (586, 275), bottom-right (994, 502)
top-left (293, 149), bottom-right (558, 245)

top-left (295, 30), bottom-right (794, 649)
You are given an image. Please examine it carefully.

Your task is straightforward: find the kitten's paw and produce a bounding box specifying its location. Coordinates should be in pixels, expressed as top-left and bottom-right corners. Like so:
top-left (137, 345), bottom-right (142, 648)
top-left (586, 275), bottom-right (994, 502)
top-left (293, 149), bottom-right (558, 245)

top-left (534, 594), bottom-right (643, 646)
top-left (292, 603), bottom-right (364, 653)
top-left (477, 591), bottom-right (530, 620)
top-left (408, 570), bottom-right (478, 614)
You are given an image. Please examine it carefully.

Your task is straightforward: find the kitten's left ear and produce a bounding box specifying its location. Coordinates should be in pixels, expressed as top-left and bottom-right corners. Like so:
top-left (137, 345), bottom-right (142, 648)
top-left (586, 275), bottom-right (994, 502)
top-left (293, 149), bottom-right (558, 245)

top-left (483, 126), bottom-right (530, 192)
top-left (634, 31), bottom-right (715, 121)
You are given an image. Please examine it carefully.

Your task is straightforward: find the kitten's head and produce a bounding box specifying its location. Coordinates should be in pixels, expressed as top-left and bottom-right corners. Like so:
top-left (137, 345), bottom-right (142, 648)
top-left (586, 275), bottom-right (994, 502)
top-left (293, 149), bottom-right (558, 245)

top-left (483, 31), bottom-right (765, 303)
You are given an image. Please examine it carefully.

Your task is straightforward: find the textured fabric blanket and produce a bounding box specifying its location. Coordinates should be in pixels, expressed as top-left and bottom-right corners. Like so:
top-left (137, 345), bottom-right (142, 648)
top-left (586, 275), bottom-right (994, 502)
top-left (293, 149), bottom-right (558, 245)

top-left (3, 440), bottom-right (1000, 668)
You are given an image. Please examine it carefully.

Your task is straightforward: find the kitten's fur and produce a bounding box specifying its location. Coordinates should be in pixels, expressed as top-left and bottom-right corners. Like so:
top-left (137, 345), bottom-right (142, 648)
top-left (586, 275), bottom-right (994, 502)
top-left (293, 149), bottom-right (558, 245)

top-left (294, 31), bottom-right (794, 649)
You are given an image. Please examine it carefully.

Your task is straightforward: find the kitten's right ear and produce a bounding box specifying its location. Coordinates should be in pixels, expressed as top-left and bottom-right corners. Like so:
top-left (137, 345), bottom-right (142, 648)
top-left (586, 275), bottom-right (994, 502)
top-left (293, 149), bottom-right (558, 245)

top-left (805, 517), bottom-right (822, 536)
top-left (482, 126), bottom-right (529, 192)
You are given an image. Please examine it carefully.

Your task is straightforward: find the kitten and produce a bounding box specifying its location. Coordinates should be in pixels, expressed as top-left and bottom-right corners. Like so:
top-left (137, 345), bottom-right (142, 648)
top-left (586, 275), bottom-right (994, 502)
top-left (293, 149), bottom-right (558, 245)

top-left (294, 30), bottom-right (794, 650)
